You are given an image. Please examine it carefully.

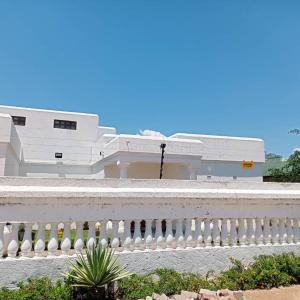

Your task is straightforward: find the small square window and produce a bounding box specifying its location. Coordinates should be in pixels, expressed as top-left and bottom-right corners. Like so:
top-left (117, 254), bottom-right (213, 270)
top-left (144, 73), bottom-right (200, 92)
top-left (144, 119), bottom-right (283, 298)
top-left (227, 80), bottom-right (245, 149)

top-left (12, 116), bottom-right (26, 126)
top-left (55, 152), bottom-right (63, 158)
top-left (207, 175), bottom-right (212, 180)
top-left (233, 176), bottom-right (237, 180)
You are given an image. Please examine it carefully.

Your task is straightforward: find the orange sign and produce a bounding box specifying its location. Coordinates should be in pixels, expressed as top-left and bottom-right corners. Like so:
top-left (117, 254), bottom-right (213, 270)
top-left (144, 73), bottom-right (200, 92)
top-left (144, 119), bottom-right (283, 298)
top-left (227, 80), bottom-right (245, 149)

top-left (242, 160), bottom-right (254, 169)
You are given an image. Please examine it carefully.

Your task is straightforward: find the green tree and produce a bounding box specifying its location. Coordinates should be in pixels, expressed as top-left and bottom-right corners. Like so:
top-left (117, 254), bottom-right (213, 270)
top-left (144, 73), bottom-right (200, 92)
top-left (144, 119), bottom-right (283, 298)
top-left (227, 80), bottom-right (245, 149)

top-left (268, 151), bottom-right (300, 182)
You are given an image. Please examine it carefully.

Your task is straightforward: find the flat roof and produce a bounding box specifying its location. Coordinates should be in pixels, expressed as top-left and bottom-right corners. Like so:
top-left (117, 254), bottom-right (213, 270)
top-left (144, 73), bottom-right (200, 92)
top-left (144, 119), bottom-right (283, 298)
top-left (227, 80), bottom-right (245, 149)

top-left (0, 105), bottom-right (98, 118)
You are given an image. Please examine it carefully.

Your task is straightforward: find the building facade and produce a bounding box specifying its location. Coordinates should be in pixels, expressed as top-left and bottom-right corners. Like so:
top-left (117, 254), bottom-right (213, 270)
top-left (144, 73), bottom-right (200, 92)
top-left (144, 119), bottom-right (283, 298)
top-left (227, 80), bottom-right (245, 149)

top-left (0, 105), bottom-right (265, 181)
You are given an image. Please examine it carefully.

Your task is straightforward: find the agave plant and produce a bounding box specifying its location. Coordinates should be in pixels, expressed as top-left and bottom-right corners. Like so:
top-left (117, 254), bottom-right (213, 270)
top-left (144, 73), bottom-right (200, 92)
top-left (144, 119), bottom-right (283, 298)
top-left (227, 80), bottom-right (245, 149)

top-left (64, 245), bottom-right (131, 298)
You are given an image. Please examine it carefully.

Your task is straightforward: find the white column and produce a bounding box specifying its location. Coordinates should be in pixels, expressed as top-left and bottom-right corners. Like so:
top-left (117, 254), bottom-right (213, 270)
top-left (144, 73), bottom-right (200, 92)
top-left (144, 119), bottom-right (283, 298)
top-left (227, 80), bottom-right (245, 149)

top-left (0, 223), bottom-right (4, 258)
top-left (122, 220), bottom-right (132, 251)
top-left (165, 219), bottom-right (174, 249)
top-left (61, 222), bottom-right (71, 255)
top-left (255, 218), bottom-right (263, 245)
top-left (144, 220), bottom-right (153, 250)
top-left (203, 219), bottom-right (212, 247)
top-left (278, 218), bottom-right (286, 245)
top-left (133, 220), bottom-right (142, 250)
top-left (185, 218), bottom-right (194, 248)
top-left (194, 218), bottom-right (203, 247)
top-left (74, 222), bottom-right (84, 253)
top-left (99, 220), bottom-right (108, 248)
top-left (246, 219), bottom-right (255, 245)
top-left (87, 221), bottom-right (96, 250)
top-left (293, 218), bottom-right (300, 244)
top-left (117, 161), bottom-right (130, 179)
top-left (34, 223), bottom-right (45, 257)
top-left (212, 219), bottom-right (220, 246)
top-left (271, 218), bottom-right (279, 245)
top-left (21, 223), bottom-right (32, 257)
top-left (111, 220), bottom-right (120, 249)
top-left (175, 219), bottom-right (185, 249)
top-left (263, 217), bottom-right (272, 245)
top-left (229, 219), bottom-right (237, 246)
top-left (287, 218), bottom-right (294, 244)
top-left (47, 223), bottom-right (58, 256)
top-left (155, 219), bottom-right (164, 249)
top-left (221, 219), bottom-right (229, 246)
top-left (7, 223), bottom-right (19, 258)
top-left (238, 218), bottom-right (246, 246)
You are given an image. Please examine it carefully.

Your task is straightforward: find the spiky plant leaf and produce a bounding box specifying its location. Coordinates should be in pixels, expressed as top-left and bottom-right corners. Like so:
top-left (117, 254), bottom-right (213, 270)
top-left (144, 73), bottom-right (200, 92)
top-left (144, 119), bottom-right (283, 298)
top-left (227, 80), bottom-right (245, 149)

top-left (64, 245), bottom-right (131, 288)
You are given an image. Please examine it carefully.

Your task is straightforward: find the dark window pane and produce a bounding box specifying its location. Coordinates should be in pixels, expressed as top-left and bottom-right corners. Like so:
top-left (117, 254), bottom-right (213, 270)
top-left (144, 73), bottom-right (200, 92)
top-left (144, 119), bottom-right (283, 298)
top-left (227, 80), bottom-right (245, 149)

top-left (12, 116), bottom-right (26, 126)
top-left (53, 119), bottom-right (77, 130)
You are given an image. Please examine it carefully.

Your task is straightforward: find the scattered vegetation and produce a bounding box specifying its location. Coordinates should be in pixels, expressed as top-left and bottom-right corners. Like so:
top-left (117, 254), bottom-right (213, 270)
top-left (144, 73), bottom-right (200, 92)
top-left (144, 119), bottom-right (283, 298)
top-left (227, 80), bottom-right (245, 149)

top-left (2, 253), bottom-right (300, 299)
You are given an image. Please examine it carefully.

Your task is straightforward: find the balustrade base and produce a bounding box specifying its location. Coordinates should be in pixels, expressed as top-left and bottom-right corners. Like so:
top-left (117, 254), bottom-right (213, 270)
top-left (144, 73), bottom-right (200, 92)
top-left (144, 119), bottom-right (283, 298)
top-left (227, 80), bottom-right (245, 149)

top-left (1, 244), bottom-right (300, 288)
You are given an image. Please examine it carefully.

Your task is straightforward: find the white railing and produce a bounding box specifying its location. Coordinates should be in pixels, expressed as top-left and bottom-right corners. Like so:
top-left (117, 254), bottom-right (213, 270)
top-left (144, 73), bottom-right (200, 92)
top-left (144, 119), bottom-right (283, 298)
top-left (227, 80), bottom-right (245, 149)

top-left (1, 217), bottom-right (300, 258)
top-left (1, 178), bottom-right (300, 259)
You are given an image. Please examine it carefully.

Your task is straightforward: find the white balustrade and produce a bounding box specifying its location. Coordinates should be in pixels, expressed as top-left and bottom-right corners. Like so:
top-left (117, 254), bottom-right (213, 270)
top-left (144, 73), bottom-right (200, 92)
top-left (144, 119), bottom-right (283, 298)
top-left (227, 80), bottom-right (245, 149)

top-left (47, 223), bottom-right (58, 256)
top-left (87, 221), bottom-right (96, 250)
top-left (229, 218), bottom-right (237, 246)
top-left (0, 223), bottom-right (4, 257)
top-left (238, 218), bottom-right (246, 246)
top-left (34, 223), bottom-right (45, 257)
top-left (74, 222), bottom-right (84, 253)
top-left (1, 216), bottom-right (300, 258)
top-left (21, 223), bottom-right (32, 257)
top-left (61, 223), bottom-right (71, 255)
top-left (175, 219), bottom-right (185, 248)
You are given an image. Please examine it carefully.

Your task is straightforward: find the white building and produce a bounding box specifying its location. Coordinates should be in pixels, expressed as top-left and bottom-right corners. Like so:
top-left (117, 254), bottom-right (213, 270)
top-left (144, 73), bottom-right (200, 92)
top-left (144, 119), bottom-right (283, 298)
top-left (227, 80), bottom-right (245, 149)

top-left (0, 105), bottom-right (265, 181)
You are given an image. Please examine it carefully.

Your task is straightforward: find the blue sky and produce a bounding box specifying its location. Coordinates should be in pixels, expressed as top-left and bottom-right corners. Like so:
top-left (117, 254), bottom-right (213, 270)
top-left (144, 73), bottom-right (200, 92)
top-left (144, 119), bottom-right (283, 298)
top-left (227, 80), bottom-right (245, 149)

top-left (0, 1), bottom-right (299, 157)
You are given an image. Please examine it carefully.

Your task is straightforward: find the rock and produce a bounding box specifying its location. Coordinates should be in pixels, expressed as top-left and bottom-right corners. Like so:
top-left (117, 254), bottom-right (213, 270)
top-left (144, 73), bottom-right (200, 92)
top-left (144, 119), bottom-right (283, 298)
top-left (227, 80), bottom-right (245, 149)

top-left (146, 297), bottom-right (153, 300)
top-left (152, 293), bottom-right (161, 300)
top-left (180, 290), bottom-right (199, 299)
top-left (170, 295), bottom-right (184, 300)
top-left (158, 294), bottom-right (169, 300)
top-left (199, 289), bottom-right (218, 300)
top-left (233, 291), bottom-right (244, 300)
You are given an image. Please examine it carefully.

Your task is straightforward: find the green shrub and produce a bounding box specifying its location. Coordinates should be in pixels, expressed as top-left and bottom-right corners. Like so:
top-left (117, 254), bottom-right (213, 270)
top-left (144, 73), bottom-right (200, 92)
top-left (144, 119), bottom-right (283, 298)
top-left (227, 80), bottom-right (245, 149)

top-left (0, 278), bottom-right (71, 300)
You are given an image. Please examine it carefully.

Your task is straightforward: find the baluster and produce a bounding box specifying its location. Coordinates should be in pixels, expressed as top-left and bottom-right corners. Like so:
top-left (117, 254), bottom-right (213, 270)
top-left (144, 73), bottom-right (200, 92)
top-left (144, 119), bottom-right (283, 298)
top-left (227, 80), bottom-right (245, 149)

top-left (87, 221), bottom-right (96, 250)
top-left (229, 218), bottom-right (237, 246)
top-left (271, 218), bottom-right (279, 244)
top-left (185, 218), bottom-right (194, 248)
top-left (122, 220), bottom-right (132, 251)
top-left (47, 223), bottom-right (58, 256)
top-left (0, 223), bottom-right (4, 257)
top-left (99, 220), bottom-right (108, 248)
top-left (212, 219), bottom-right (220, 246)
top-left (155, 219), bottom-right (164, 249)
top-left (278, 218), bottom-right (286, 245)
top-left (111, 220), bottom-right (120, 249)
top-left (263, 217), bottom-right (272, 244)
top-left (221, 219), bottom-right (229, 246)
top-left (34, 223), bottom-right (45, 257)
top-left (287, 218), bottom-right (294, 244)
top-left (246, 219), bottom-right (255, 245)
top-left (133, 220), bottom-right (142, 250)
top-left (175, 219), bottom-right (185, 248)
top-left (255, 218), bottom-right (263, 245)
top-left (203, 219), bottom-right (212, 247)
top-left (21, 223), bottom-right (32, 257)
top-left (74, 222), bottom-right (84, 253)
top-left (293, 218), bottom-right (300, 244)
top-left (165, 219), bottom-right (174, 249)
top-left (144, 219), bottom-right (153, 250)
top-left (61, 222), bottom-right (71, 255)
top-left (238, 218), bottom-right (246, 246)
top-left (194, 218), bottom-right (203, 247)
top-left (7, 223), bottom-right (19, 257)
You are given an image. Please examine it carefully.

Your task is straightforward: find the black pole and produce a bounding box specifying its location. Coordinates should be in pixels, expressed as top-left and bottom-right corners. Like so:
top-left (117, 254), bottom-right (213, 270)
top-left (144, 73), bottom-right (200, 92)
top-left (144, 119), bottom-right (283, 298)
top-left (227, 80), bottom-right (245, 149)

top-left (159, 143), bottom-right (166, 179)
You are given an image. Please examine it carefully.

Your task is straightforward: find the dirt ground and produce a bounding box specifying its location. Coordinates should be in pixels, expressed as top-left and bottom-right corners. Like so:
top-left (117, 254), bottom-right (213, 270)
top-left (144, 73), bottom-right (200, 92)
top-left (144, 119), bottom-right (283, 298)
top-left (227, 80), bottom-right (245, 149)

top-left (244, 285), bottom-right (300, 300)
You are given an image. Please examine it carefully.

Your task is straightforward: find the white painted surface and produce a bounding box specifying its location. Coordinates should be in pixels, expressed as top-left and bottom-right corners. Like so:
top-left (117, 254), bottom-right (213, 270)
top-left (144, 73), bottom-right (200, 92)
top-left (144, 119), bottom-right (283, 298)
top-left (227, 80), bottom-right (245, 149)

top-left (0, 105), bottom-right (265, 180)
top-left (0, 244), bottom-right (300, 288)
